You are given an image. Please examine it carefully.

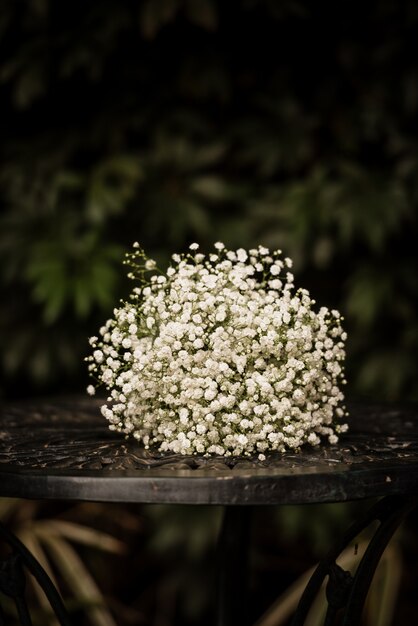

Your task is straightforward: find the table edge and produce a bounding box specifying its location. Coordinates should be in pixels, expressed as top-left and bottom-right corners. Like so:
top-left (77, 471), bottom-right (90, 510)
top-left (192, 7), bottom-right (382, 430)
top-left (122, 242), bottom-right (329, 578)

top-left (1, 462), bottom-right (418, 505)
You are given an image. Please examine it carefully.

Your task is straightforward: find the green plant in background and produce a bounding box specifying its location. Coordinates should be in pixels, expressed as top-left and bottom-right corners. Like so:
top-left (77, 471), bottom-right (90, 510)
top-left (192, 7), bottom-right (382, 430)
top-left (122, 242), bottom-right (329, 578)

top-left (1, 0), bottom-right (417, 401)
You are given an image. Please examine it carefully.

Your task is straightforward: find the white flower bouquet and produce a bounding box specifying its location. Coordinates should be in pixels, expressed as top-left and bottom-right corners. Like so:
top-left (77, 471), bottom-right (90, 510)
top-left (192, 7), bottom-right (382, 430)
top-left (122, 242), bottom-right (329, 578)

top-left (87, 242), bottom-right (348, 459)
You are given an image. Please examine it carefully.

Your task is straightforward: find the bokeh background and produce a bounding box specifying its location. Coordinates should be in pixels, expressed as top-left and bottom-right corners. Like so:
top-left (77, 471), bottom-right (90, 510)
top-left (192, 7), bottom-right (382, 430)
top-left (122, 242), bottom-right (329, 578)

top-left (1, 0), bottom-right (417, 402)
top-left (0, 1), bottom-right (417, 624)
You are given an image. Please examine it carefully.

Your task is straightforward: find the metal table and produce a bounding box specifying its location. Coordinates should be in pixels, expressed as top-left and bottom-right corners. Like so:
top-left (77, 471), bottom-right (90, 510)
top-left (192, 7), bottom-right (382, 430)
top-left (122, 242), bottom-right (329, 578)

top-left (0, 398), bottom-right (417, 625)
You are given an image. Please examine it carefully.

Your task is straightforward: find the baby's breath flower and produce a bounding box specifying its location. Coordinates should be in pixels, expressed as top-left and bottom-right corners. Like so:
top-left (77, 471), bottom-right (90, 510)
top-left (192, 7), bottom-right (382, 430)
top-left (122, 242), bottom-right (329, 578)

top-left (87, 242), bottom-right (348, 457)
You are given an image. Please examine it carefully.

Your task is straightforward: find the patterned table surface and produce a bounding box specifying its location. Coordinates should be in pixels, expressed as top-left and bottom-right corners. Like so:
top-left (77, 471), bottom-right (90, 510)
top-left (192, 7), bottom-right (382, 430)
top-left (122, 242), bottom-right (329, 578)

top-left (0, 397), bottom-right (417, 505)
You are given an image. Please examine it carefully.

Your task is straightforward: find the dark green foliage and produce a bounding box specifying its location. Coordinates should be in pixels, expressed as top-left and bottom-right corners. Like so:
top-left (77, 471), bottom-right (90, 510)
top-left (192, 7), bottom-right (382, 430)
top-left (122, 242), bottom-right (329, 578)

top-left (0, 0), bottom-right (417, 399)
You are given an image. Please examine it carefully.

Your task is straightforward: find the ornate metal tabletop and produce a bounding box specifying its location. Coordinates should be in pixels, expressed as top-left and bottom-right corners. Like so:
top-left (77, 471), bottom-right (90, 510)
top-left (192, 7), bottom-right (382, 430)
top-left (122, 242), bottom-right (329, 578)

top-left (0, 397), bottom-right (417, 505)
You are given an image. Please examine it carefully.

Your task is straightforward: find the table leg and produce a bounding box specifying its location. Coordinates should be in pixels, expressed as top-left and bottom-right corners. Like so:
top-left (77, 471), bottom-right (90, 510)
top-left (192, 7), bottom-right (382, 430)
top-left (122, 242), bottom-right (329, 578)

top-left (216, 506), bottom-right (252, 626)
top-left (0, 521), bottom-right (72, 626)
top-left (291, 494), bottom-right (417, 626)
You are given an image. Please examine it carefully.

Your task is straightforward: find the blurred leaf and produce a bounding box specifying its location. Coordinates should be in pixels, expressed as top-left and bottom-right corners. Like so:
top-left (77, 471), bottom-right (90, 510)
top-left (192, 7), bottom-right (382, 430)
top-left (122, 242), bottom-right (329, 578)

top-left (42, 535), bottom-right (118, 626)
top-left (365, 542), bottom-right (402, 626)
top-left (190, 176), bottom-right (231, 200)
top-left (345, 268), bottom-right (391, 329)
top-left (33, 520), bottom-right (125, 554)
top-left (18, 529), bottom-right (61, 626)
top-left (185, 0), bottom-right (217, 30)
top-left (234, 97), bottom-right (316, 177)
top-left (24, 233), bottom-right (122, 323)
top-left (86, 156), bottom-right (142, 224)
top-left (139, 0), bottom-right (180, 39)
top-left (184, 201), bottom-right (211, 234)
top-left (14, 63), bottom-right (46, 108)
top-left (0, 499), bottom-right (21, 522)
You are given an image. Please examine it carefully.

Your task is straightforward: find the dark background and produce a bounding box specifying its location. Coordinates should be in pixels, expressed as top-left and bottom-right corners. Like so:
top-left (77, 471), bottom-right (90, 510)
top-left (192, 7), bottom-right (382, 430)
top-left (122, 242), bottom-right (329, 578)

top-left (1, 0), bottom-right (417, 402)
top-left (0, 1), bottom-right (417, 624)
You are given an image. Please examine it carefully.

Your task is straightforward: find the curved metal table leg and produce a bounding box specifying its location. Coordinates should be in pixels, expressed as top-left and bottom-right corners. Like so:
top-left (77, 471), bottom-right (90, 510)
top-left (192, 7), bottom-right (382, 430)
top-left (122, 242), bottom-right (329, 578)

top-left (0, 521), bottom-right (72, 626)
top-left (291, 495), bottom-right (417, 626)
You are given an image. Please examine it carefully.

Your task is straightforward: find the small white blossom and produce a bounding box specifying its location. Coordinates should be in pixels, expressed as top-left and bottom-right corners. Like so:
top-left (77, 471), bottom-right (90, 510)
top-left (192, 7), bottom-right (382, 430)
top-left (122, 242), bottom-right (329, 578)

top-left (236, 248), bottom-right (248, 262)
top-left (93, 350), bottom-right (104, 363)
top-left (145, 259), bottom-right (156, 270)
